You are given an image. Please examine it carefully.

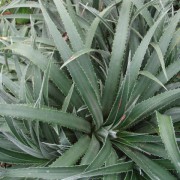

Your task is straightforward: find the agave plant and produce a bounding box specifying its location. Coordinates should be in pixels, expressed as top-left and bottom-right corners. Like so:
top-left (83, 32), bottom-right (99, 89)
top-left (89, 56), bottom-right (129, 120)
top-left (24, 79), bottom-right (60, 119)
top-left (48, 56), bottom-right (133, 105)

top-left (0, 0), bottom-right (180, 179)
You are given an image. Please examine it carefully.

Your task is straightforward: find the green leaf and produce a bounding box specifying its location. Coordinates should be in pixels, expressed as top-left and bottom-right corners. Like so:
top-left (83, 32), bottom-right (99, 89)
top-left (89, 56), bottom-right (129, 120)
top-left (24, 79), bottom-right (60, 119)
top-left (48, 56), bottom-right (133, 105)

top-left (129, 9), bottom-right (180, 102)
top-left (168, 28), bottom-right (180, 55)
top-left (102, 0), bottom-right (131, 115)
top-left (153, 159), bottom-right (175, 170)
top-left (66, 0), bottom-right (84, 40)
top-left (139, 70), bottom-right (167, 90)
top-left (80, 3), bottom-right (114, 36)
top-left (50, 135), bottom-right (90, 167)
top-left (81, 135), bottom-right (100, 165)
top-left (1, 162), bottom-right (133, 179)
top-left (85, 137), bottom-right (112, 171)
top-left (0, 88), bottom-right (17, 104)
top-left (2, 75), bottom-right (19, 98)
top-left (142, 56), bottom-right (180, 99)
top-left (19, 64), bottom-right (29, 102)
top-left (106, 57), bottom-right (131, 126)
top-left (52, 0), bottom-right (100, 103)
top-left (104, 149), bottom-right (118, 180)
top-left (0, 104), bottom-right (91, 133)
top-left (120, 133), bottom-right (161, 143)
top-left (62, 83), bottom-right (74, 113)
top-left (156, 112), bottom-right (180, 173)
top-left (165, 108), bottom-right (180, 123)
top-left (151, 43), bottom-right (168, 81)
top-left (1, 165), bottom-right (87, 179)
top-left (5, 117), bottom-right (30, 145)
top-left (0, 14), bottom-right (43, 21)
top-left (85, 3), bottom-right (115, 48)
top-left (35, 59), bottom-right (52, 106)
top-left (121, 88), bottom-right (180, 128)
top-left (3, 132), bottom-right (44, 159)
top-left (128, 11), bottom-right (167, 97)
top-left (115, 143), bottom-right (176, 180)
top-left (39, 0), bottom-right (103, 130)
top-left (131, 0), bottom-right (156, 27)
top-left (131, 142), bottom-right (168, 159)
top-left (32, 65), bottom-right (42, 101)
top-left (42, 58), bottom-right (51, 105)
top-left (60, 48), bottom-right (109, 69)
top-left (115, 138), bottom-right (168, 159)
top-left (0, 146), bottom-right (47, 164)
top-left (108, 51), bottom-right (137, 127)
top-left (4, 43), bottom-right (82, 108)
top-left (64, 161), bottom-right (133, 180)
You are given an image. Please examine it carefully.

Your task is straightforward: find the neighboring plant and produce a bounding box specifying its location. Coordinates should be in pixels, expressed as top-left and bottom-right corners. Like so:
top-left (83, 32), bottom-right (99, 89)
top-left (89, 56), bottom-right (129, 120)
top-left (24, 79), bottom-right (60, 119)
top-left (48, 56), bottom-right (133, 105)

top-left (0, 0), bottom-right (180, 179)
top-left (0, 0), bottom-right (36, 24)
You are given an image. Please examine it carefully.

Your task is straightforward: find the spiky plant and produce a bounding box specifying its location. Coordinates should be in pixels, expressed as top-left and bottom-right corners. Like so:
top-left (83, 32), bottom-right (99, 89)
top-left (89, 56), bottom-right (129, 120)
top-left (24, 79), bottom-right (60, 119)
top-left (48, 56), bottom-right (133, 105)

top-left (0, 0), bottom-right (180, 179)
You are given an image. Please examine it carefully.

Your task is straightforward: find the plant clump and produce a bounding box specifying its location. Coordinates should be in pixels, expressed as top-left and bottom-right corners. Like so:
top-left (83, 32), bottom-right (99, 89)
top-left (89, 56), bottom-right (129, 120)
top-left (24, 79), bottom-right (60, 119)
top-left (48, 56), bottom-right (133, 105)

top-left (0, 0), bottom-right (180, 179)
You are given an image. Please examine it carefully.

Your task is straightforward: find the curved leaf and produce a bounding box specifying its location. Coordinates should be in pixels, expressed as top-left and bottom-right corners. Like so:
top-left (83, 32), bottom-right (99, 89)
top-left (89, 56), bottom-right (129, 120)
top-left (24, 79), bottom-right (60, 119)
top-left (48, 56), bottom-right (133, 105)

top-left (128, 11), bottom-right (167, 97)
top-left (156, 112), bottom-right (180, 173)
top-left (129, 9), bottom-right (180, 102)
top-left (0, 147), bottom-right (47, 164)
top-left (151, 43), bottom-right (168, 81)
top-left (142, 56), bottom-right (180, 99)
top-left (85, 3), bottom-right (115, 48)
top-left (139, 70), bottom-right (167, 90)
top-left (60, 48), bottom-right (109, 69)
top-left (4, 43), bottom-right (82, 107)
top-left (121, 88), bottom-right (180, 128)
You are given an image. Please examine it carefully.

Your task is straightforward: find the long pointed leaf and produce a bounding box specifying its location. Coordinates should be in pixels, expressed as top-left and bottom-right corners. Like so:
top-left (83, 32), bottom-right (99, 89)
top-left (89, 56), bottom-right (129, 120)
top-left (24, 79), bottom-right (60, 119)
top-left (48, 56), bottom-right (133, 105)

top-left (156, 112), bottom-right (180, 173)
top-left (81, 135), bottom-right (100, 165)
top-left (1, 165), bottom-right (87, 179)
top-left (115, 143), bottom-right (176, 180)
top-left (128, 11), bottom-right (167, 96)
top-left (102, 0), bottom-right (132, 115)
top-left (50, 135), bottom-right (90, 167)
top-left (53, 0), bottom-right (100, 102)
top-left (151, 43), bottom-right (168, 81)
top-left (0, 146), bottom-right (47, 164)
top-left (104, 149), bottom-right (118, 180)
top-left (39, 0), bottom-right (103, 129)
top-left (64, 161), bottom-right (133, 180)
top-left (4, 43), bottom-right (82, 107)
top-left (0, 104), bottom-right (91, 133)
top-left (62, 83), bottom-right (74, 113)
top-left (85, 138), bottom-right (112, 171)
top-left (139, 70), bottom-right (167, 90)
top-left (121, 88), bottom-right (180, 128)
top-left (129, 10), bottom-right (180, 102)
top-left (85, 3), bottom-right (115, 48)
top-left (142, 56), bottom-right (180, 99)
top-left (1, 162), bottom-right (133, 179)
